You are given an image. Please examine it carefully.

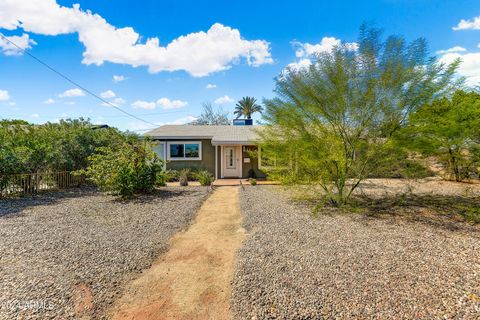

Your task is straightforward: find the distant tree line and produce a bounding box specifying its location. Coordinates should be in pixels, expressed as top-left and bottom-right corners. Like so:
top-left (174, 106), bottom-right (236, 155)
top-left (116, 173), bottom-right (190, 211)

top-left (0, 118), bottom-right (129, 176)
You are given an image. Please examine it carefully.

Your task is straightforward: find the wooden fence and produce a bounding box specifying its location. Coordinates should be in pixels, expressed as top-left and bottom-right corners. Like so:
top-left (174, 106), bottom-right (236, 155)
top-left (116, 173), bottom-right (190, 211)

top-left (0, 171), bottom-right (86, 198)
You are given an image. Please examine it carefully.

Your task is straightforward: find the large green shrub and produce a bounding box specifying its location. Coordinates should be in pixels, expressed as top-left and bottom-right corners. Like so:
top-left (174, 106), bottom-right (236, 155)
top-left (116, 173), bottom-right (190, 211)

top-left (82, 138), bottom-right (163, 197)
top-left (395, 90), bottom-right (480, 181)
top-left (0, 118), bottom-right (126, 175)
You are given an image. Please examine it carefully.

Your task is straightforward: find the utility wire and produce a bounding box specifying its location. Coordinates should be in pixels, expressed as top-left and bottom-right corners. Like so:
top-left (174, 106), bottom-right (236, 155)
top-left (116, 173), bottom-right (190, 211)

top-left (0, 34), bottom-right (158, 128)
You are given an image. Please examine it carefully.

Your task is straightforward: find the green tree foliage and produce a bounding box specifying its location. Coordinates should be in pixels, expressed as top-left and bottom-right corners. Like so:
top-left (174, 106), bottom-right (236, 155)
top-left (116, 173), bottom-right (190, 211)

top-left (191, 102), bottom-right (230, 125)
top-left (260, 25), bottom-right (459, 206)
top-left (82, 138), bottom-right (163, 197)
top-left (396, 90), bottom-right (480, 181)
top-left (234, 96), bottom-right (263, 119)
top-left (0, 118), bottom-right (126, 175)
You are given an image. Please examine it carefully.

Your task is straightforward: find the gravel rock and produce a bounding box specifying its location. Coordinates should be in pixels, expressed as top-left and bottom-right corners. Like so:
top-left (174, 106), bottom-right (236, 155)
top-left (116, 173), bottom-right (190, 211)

top-left (232, 185), bottom-right (480, 319)
top-left (0, 187), bottom-right (210, 319)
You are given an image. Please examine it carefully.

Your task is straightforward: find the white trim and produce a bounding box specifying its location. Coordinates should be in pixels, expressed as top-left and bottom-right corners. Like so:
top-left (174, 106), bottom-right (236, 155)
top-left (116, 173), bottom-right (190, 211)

top-left (212, 141), bottom-right (257, 146)
top-left (151, 136), bottom-right (213, 140)
top-left (167, 141), bottom-right (202, 161)
top-left (240, 146), bottom-right (243, 177)
top-left (220, 146), bottom-right (224, 178)
top-left (215, 145), bottom-right (218, 180)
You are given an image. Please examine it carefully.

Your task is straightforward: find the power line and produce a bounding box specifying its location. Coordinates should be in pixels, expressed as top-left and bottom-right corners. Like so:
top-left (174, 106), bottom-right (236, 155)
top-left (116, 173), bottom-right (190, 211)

top-left (0, 34), bottom-right (158, 128)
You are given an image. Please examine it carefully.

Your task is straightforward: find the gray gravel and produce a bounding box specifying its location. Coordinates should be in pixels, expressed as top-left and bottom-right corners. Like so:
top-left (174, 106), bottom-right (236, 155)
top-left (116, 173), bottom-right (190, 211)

top-left (0, 187), bottom-right (210, 319)
top-left (232, 185), bottom-right (480, 319)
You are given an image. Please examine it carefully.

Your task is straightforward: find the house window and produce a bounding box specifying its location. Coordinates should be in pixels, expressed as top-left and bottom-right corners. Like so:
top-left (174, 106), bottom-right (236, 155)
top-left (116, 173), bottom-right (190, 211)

top-left (152, 141), bottom-right (166, 160)
top-left (167, 141), bottom-right (202, 160)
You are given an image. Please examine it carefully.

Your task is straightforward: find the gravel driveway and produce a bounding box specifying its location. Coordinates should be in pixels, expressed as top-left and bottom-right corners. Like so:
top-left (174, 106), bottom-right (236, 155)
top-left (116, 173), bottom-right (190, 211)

top-left (232, 184), bottom-right (480, 319)
top-left (0, 187), bottom-right (210, 319)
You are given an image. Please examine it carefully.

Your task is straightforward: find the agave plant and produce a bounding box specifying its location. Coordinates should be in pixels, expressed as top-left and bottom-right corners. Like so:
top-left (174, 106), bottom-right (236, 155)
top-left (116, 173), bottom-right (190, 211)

top-left (234, 96), bottom-right (263, 119)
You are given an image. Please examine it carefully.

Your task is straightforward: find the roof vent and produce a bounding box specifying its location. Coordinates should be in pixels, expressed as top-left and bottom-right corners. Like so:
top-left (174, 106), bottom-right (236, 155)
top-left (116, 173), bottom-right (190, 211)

top-left (233, 119), bottom-right (253, 126)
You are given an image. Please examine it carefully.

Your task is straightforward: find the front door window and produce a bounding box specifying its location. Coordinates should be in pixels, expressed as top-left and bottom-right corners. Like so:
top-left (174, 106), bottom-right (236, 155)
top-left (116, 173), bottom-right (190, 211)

top-left (226, 147), bottom-right (236, 169)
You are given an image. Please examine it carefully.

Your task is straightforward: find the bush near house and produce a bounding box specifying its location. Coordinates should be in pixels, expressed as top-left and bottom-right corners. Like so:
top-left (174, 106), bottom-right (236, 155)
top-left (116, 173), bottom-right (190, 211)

top-left (81, 138), bottom-right (163, 198)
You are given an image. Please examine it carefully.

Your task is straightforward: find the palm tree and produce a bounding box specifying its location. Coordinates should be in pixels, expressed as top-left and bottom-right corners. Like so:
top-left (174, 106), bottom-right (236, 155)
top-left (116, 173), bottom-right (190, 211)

top-left (234, 96), bottom-right (263, 119)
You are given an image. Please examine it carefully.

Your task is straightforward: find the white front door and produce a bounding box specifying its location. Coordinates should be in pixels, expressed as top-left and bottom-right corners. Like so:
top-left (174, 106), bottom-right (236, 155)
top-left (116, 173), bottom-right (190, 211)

top-left (222, 146), bottom-right (241, 177)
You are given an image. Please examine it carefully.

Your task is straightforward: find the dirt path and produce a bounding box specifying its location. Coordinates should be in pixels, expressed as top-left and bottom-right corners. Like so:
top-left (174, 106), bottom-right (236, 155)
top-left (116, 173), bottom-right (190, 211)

top-left (109, 186), bottom-right (245, 320)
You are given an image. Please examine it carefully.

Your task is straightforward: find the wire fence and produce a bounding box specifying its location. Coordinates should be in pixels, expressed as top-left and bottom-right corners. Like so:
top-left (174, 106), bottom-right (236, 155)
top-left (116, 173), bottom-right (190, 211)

top-left (0, 171), bottom-right (87, 198)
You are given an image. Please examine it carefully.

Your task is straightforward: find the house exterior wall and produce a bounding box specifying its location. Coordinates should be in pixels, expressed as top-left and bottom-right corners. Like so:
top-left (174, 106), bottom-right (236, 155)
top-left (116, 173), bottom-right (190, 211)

top-left (155, 139), bottom-right (216, 175)
top-left (154, 139), bottom-right (266, 179)
top-left (241, 145), bottom-right (266, 179)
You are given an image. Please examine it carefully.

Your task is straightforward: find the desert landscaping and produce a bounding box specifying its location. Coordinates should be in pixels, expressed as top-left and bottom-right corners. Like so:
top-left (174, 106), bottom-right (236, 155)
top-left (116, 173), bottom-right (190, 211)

top-left (1, 179), bottom-right (479, 319)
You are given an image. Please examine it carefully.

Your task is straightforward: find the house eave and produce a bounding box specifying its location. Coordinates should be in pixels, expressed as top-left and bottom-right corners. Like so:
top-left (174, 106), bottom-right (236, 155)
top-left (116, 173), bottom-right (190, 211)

top-left (149, 136), bottom-right (214, 140)
top-left (211, 140), bottom-right (258, 146)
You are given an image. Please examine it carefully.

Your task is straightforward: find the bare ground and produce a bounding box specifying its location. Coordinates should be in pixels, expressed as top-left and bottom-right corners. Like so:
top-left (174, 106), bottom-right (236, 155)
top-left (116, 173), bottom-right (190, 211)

top-left (232, 180), bottom-right (480, 319)
top-left (0, 187), bottom-right (210, 319)
top-left (109, 186), bottom-right (245, 320)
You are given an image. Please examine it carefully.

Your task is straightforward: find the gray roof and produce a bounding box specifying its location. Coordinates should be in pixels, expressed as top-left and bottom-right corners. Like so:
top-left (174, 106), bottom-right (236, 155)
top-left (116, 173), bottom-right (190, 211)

top-left (144, 125), bottom-right (261, 145)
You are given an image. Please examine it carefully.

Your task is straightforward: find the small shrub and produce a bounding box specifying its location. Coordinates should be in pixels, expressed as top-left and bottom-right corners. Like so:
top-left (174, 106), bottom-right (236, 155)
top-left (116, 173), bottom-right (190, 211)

top-left (156, 171), bottom-right (167, 187)
top-left (179, 168), bottom-right (190, 186)
top-left (187, 168), bottom-right (199, 181)
top-left (248, 168), bottom-right (257, 179)
top-left (164, 169), bottom-right (178, 182)
top-left (196, 170), bottom-right (213, 186)
top-left (249, 178), bottom-right (257, 186)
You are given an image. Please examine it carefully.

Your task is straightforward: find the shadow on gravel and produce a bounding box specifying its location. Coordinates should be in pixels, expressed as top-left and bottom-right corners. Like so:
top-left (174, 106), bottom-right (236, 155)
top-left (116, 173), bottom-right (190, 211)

top-left (111, 188), bottom-right (210, 204)
top-left (292, 192), bottom-right (480, 233)
top-left (0, 187), bottom-right (210, 217)
top-left (0, 187), bottom-right (97, 218)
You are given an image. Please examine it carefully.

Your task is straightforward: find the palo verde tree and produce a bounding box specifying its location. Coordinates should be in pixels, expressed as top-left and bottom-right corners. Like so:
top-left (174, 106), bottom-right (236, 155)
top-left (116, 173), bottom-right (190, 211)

top-left (396, 90), bottom-right (480, 181)
top-left (260, 25), bottom-right (459, 206)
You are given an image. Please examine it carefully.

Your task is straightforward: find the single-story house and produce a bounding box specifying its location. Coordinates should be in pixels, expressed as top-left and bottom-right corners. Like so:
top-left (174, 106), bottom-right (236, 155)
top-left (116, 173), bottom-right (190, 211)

top-left (144, 123), bottom-right (266, 179)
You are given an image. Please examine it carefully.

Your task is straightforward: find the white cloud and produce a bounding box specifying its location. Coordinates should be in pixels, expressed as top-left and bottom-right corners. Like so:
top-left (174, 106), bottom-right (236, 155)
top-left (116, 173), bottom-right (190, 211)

top-left (43, 98), bottom-right (55, 104)
top-left (206, 84), bottom-right (217, 89)
top-left (30, 113), bottom-right (39, 118)
top-left (128, 115), bottom-right (198, 131)
top-left (100, 89), bottom-right (115, 99)
top-left (156, 97), bottom-right (188, 109)
top-left (0, 33), bottom-right (36, 55)
top-left (113, 75), bottom-right (126, 82)
top-left (8, 101), bottom-right (15, 106)
top-left (131, 100), bottom-right (156, 109)
top-left (294, 37), bottom-right (358, 58)
top-left (0, 1), bottom-right (273, 76)
top-left (59, 88), bottom-right (85, 98)
top-left (436, 46), bottom-right (467, 55)
top-left (170, 115), bottom-right (197, 125)
top-left (101, 97), bottom-right (125, 107)
top-left (112, 97), bottom-right (125, 106)
top-left (285, 37), bottom-right (357, 74)
top-left (0, 89), bottom-right (10, 101)
top-left (214, 95), bottom-right (234, 105)
top-left (438, 50), bottom-right (480, 86)
top-left (285, 58), bottom-right (312, 72)
top-left (64, 101), bottom-right (75, 105)
top-left (453, 16), bottom-right (480, 30)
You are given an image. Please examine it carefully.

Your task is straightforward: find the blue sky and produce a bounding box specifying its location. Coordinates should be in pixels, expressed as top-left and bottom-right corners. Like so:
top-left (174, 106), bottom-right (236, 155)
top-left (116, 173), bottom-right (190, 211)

top-left (0, 0), bottom-right (480, 131)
